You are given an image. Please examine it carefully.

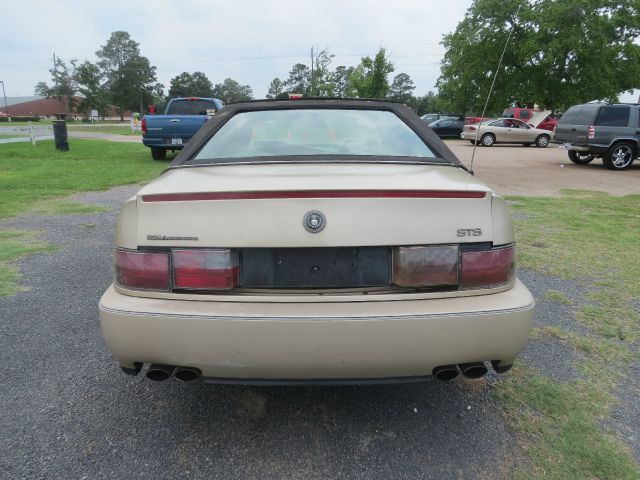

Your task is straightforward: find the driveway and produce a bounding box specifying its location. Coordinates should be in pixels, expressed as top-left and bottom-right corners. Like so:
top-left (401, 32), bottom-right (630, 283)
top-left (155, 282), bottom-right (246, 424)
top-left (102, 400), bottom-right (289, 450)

top-left (0, 145), bottom-right (637, 478)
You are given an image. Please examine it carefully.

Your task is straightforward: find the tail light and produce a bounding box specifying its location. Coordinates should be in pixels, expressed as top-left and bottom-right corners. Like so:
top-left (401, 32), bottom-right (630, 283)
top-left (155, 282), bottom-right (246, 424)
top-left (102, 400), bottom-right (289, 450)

top-left (467, 126), bottom-right (477, 131)
top-left (392, 244), bottom-right (515, 290)
top-left (115, 250), bottom-right (169, 290)
top-left (588, 126), bottom-right (595, 139)
top-left (460, 245), bottom-right (515, 289)
top-left (173, 249), bottom-right (238, 290)
top-left (114, 248), bottom-right (238, 292)
top-left (392, 246), bottom-right (458, 287)
top-left (141, 117), bottom-right (147, 134)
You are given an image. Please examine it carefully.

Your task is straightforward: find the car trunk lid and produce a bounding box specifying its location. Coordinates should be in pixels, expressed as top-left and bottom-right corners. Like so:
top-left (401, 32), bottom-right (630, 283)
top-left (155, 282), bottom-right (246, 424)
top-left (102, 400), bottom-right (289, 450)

top-left (134, 162), bottom-right (494, 248)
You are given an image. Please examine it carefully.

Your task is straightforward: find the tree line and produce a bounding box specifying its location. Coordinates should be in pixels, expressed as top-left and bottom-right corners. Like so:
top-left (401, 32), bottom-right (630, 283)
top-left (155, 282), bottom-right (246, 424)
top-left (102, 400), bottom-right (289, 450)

top-left (37, 1), bottom-right (640, 120)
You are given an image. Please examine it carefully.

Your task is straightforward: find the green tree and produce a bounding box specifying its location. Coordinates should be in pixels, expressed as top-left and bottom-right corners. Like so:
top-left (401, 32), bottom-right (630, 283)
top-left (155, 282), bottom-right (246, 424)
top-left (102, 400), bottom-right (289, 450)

top-left (168, 71), bottom-right (214, 98)
top-left (349, 47), bottom-right (394, 98)
top-left (266, 77), bottom-right (286, 99)
top-left (412, 91), bottom-right (446, 116)
top-left (37, 57), bottom-right (79, 113)
top-left (34, 81), bottom-right (50, 97)
top-left (388, 73), bottom-right (416, 104)
top-left (74, 60), bottom-right (108, 117)
top-left (96, 31), bottom-right (161, 120)
top-left (333, 66), bottom-right (354, 97)
top-left (438, 0), bottom-right (640, 113)
top-left (211, 78), bottom-right (253, 103)
top-left (284, 63), bottom-right (311, 95)
top-left (310, 48), bottom-right (335, 97)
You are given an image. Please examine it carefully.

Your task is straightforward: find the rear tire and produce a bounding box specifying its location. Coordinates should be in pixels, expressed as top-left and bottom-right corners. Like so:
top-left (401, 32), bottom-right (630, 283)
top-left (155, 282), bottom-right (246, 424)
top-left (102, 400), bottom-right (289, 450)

top-left (535, 134), bottom-right (550, 148)
top-left (151, 147), bottom-right (167, 161)
top-left (603, 142), bottom-right (635, 170)
top-left (481, 133), bottom-right (495, 147)
top-left (568, 150), bottom-right (594, 165)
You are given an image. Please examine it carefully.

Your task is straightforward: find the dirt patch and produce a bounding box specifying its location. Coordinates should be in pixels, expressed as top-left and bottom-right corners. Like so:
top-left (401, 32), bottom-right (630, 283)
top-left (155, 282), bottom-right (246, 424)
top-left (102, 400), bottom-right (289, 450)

top-left (446, 140), bottom-right (640, 197)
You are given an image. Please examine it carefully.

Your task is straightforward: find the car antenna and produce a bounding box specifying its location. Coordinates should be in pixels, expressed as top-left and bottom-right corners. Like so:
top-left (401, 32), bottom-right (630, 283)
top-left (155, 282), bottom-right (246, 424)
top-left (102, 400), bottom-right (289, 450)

top-left (469, 2), bottom-right (523, 175)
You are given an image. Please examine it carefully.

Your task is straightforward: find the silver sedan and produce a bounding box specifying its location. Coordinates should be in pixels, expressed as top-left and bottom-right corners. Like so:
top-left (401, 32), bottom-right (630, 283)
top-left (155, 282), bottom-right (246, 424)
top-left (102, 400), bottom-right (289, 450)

top-left (461, 118), bottom-right (552, 148)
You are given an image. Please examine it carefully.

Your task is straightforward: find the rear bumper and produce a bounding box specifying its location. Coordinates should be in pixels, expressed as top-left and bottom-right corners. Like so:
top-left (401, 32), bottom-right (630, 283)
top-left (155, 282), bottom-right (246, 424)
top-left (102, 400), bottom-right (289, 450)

top-left (142, 137), bottom-right (186, 149)
top-left (554, 141), bottom-right (609, 153)
top-left (99, 279), bottom-right (534, 380)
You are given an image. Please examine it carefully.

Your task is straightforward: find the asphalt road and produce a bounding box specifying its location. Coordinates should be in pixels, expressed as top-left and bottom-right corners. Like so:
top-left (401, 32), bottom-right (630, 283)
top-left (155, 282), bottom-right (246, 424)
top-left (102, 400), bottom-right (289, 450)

top-left (0, 162), bottom-right (636, 478)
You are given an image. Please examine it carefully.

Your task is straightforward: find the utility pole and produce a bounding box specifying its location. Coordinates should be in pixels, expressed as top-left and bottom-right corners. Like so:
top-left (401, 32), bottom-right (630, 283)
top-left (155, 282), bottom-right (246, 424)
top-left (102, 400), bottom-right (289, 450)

top-left (310, 46), bottom-right (314, 97)
top-left (0, 80), bottom-right (9, 120)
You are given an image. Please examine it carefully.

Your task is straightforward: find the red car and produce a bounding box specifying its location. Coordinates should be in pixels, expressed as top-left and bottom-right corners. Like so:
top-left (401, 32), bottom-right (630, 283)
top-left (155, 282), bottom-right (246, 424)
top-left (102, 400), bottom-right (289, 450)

top-left (502, 107), bottom-right (557, 132)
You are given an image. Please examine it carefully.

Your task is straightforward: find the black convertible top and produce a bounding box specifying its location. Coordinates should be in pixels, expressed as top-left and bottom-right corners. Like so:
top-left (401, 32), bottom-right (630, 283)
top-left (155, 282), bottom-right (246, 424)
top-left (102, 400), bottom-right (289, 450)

top-left (170, 98), bottom-right (466, 170)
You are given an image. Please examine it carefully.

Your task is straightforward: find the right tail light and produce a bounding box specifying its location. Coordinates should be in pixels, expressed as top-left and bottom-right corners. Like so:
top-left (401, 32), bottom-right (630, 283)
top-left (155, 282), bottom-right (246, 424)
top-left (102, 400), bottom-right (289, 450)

top-left (392, 244), bottom-right (515, 290)
top-left (588, 125), bottom-right (595, 139)
top-left (460, 245), bottom-right (515, 289)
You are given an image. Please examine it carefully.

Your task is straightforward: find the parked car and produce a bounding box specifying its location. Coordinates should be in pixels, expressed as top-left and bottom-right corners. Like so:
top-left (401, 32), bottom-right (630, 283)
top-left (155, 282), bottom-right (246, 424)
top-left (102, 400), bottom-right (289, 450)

top-left (141, 97), bottom-right (224, 160)
top-left (429, 118), bottom-right (465, 138)
top-left (502, 107), bottom-right (558, 132)
top-left (554, 103), bottom-right (639, 170)
top-left (99, 99), bottom-right (534, 385)
top-left (420, 113), bottom-right (461, 124)
top-left (461, 118), bottom-right (552, 148)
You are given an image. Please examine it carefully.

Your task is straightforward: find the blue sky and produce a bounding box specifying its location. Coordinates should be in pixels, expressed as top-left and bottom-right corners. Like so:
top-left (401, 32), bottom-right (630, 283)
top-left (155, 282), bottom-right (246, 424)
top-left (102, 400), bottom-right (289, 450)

top-left (1, 0), bottom-right (637, 102)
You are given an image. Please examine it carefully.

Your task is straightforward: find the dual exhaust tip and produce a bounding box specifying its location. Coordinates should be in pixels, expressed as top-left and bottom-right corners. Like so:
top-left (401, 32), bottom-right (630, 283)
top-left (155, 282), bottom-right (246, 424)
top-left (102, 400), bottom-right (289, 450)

top-left (146, 364), bottom-right (202, 382)
top-left (432, 361), bottom-right (511, 382)
top-left (146, 362), bottom-right (507, 383)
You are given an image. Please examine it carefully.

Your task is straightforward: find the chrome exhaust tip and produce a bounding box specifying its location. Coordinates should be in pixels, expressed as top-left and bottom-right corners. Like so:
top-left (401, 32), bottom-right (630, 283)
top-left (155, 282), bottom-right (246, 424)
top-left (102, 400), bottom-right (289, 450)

top-left (432, 364), bottom-right (459, 382)
top-left (146, 364), bottom-right (175, 382)
top-left (174, 367), bottom-right (202, 382)
top-left (459, 362), bottom-right (488, 379)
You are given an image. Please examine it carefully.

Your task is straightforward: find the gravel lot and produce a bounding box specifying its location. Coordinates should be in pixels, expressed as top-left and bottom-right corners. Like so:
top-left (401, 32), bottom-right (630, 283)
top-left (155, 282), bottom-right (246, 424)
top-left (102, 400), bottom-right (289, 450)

top-left (447, 140), bottom-right (640, 196)
top-left (0, 145), bottom-right (638, 478)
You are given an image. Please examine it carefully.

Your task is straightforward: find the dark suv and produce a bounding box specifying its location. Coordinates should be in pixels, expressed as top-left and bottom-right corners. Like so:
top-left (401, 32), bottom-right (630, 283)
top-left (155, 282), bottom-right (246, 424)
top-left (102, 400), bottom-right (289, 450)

top-left (554, 103), bottom-right (639, 170)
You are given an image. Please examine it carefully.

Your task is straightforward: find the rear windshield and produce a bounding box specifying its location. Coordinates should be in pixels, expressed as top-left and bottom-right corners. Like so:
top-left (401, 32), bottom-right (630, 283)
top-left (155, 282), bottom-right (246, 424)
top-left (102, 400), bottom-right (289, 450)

top-left (193, 109), bottom-right (436, 161)
top-left (167, 99), bottom-right (217, 115)
top-left (558, 106), bottom-right (581, 124)
top-left (559, 105), bottom-right (601, 125)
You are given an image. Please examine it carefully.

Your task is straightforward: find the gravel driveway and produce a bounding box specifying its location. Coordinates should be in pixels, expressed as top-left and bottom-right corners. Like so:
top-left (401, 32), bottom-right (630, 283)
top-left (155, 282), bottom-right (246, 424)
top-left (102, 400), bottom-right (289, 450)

top-left (0, 146), bottom-right (637, 478)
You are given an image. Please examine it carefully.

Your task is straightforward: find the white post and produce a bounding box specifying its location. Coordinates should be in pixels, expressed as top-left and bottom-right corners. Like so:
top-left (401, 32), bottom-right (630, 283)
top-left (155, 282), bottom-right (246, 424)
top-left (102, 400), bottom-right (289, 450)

top-left (29, 121), bottom-right (35, 146)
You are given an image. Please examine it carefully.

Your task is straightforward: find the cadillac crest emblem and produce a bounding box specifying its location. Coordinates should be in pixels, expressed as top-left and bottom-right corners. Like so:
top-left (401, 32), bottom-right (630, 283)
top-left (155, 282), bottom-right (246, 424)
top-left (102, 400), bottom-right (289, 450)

top-left (303, 210), bottom-right (326, 233)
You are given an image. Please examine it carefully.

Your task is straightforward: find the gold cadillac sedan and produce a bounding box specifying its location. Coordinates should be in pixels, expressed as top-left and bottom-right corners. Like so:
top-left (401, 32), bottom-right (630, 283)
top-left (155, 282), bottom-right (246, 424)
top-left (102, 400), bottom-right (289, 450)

top-left (99, 99), bottom-right (534, 385)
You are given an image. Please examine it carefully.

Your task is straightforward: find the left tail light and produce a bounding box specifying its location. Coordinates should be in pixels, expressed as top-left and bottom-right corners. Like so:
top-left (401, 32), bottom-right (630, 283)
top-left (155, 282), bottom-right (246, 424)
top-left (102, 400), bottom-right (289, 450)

top-left (115, 250), bottom-right (169, 291)
top-left (114, 248), bottom-right (239, 291)
top-left (141, 117), bottom-right (147, 134)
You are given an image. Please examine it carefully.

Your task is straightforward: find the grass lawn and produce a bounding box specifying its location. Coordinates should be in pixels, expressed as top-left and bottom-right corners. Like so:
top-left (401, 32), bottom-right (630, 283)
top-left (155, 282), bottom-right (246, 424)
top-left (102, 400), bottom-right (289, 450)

top-left (0, 139), bottom-right (164, 219)
top-left (0, 139), bottom-right (165, 296)
top-left (497, 190), bottom-right (640, 479)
